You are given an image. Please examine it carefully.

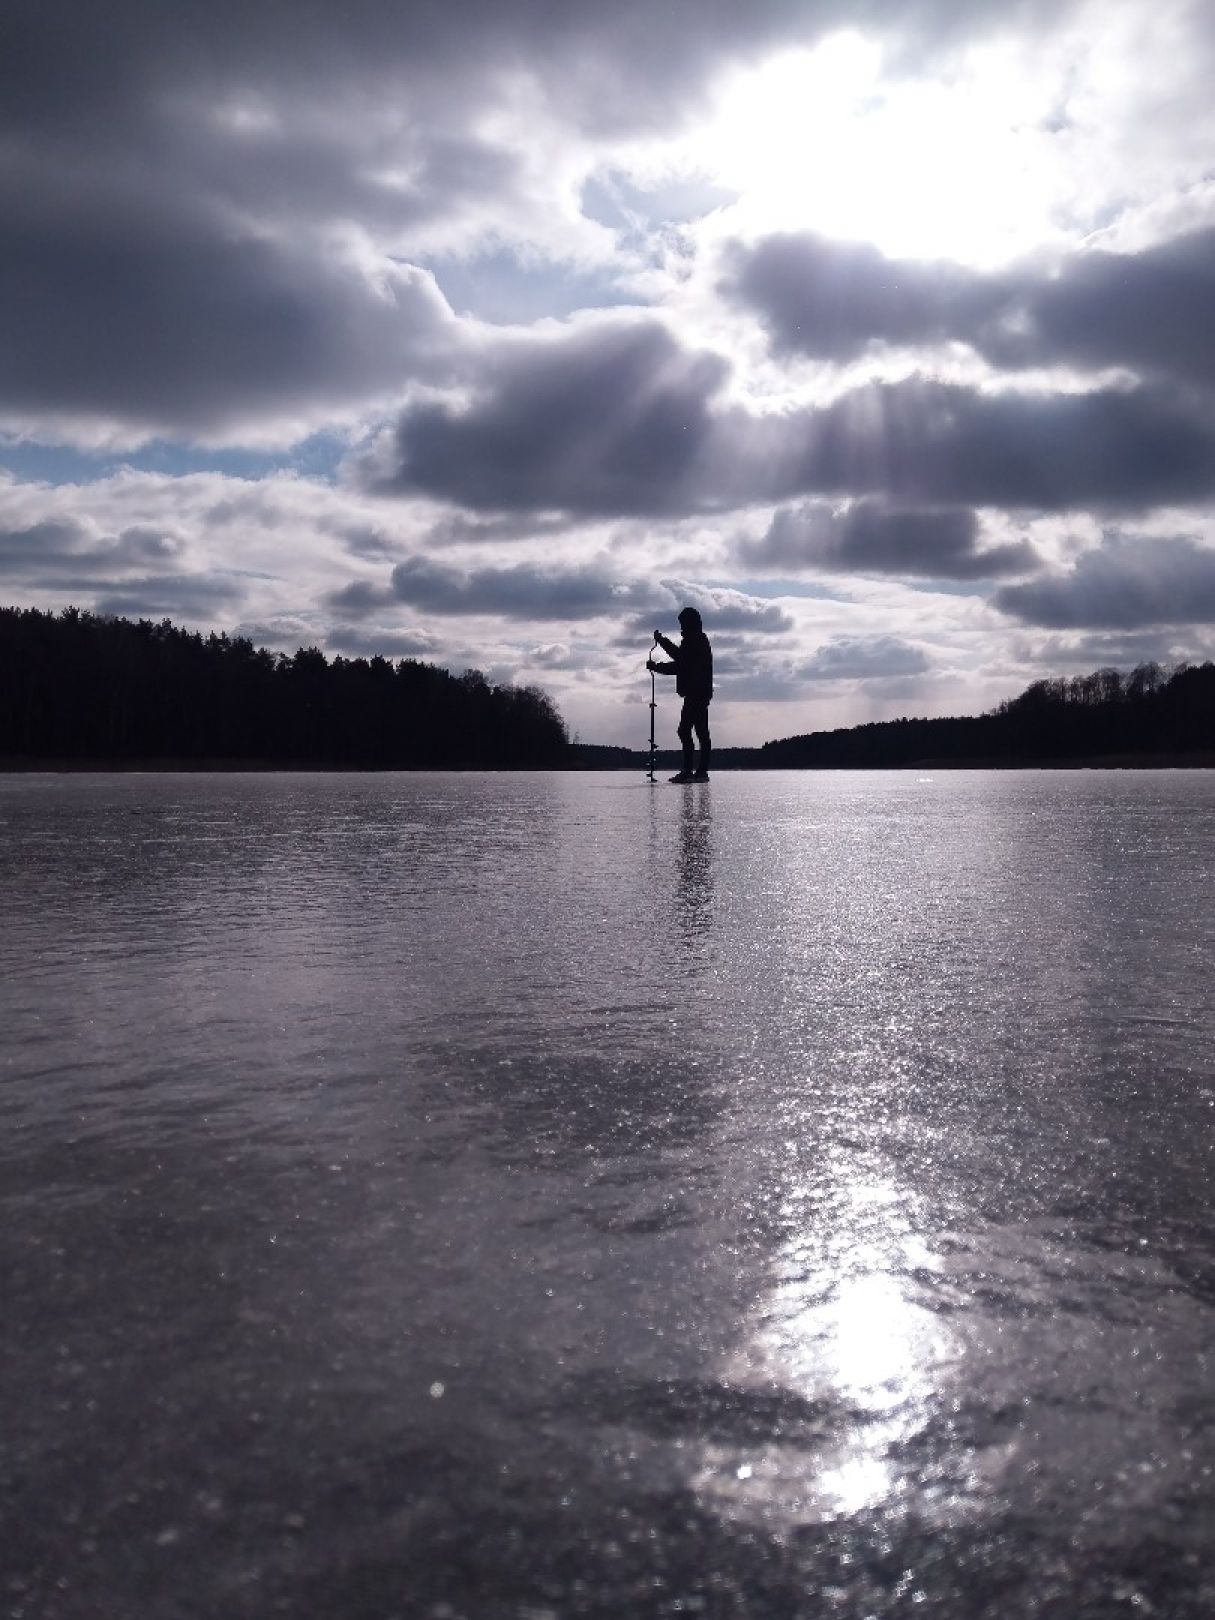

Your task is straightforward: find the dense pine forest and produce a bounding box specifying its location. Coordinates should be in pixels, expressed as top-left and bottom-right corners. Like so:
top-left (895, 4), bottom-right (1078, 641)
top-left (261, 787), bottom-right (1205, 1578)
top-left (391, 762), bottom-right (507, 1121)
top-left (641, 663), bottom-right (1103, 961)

top-left (756, 660), bottom-right (1215, 767)
top-left (0, 606), bottom-right (570, 767)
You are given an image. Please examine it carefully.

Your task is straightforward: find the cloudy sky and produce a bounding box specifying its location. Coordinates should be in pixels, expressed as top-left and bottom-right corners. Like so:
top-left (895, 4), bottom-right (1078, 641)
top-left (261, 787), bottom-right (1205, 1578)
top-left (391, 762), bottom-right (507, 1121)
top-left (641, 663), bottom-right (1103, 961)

top-left (3, 0), bottom-right (1215, 745)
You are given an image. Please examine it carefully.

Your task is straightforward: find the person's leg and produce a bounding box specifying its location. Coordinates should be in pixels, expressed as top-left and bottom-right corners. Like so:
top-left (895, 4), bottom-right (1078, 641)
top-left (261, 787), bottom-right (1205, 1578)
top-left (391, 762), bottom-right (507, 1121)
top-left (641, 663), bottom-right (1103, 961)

top-left (686, 699), bottom-right (712, 774)
top-left (676, 703), bottom-right (695, 776)
top-left (694, 704), bottom-right (711, 777)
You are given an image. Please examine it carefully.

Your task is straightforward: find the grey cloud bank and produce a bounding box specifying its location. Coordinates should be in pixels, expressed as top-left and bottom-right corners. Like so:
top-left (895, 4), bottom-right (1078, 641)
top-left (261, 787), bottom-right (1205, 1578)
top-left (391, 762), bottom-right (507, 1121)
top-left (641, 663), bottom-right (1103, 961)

top-left (716, 632), bottom-right (930, 701)
top-left (995, 534), bottom-right (1215, 629)
top-left (93, 575), bottom-right (247, 620)
top-left (0, 518), bottom-right (224, 615)
top-left (742, 500), bottom-right (1035, 579)
top-left (0, 0), bottom-right (1083, 446)
top-left (387, 555), bottom-right (657, 620)
top-left (781, 379), bottom-right (1215, 514)
top-left (368, 351), bottom-right (1215, 519)
top-left (2, 0), bottom-right (1053, 149)
top-left (721, 233), bottom-right (998, 362)
top-left (0, 173), bottom-right (454, 442)
top-left (723, 226), bottom-right (1215, 390)
top-left (798, 635), bottom-right (930, 681)
top-left (362, 321), bottom-right (729, 516)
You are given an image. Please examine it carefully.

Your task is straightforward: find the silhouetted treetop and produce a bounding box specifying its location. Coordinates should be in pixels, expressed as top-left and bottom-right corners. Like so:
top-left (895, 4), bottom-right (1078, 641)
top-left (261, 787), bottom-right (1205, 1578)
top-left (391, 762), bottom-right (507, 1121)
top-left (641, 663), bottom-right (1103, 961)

top-left (0, 605), bottom-right (570, 767)
top-left (759, 659), bottom-right (1214, 767)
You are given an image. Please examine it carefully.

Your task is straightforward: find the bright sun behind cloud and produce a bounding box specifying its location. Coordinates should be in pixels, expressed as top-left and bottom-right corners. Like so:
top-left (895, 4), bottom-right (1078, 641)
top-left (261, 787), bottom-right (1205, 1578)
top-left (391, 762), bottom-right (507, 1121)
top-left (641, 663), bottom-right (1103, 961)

top-left (672, 32), bottom-right (1072, 267)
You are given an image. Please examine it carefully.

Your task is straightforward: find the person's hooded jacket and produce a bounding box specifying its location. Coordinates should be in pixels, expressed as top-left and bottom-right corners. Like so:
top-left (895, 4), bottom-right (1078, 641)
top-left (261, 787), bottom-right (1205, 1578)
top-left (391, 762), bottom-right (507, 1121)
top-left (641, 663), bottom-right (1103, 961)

top-left (654, 614), bottom-right (713, 704)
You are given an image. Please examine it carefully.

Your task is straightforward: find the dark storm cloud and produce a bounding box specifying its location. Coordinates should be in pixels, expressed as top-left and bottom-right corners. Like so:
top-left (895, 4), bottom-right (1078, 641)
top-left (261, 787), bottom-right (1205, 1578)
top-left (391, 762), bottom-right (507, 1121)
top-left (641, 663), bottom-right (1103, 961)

top-left (338, 215), bottom-right (1215, 518)
top-left (798, 636), bottom-right (930, 680)
top-left (179, 126), bottom-right (522, 243)
top-left (982, 227), bottom-right (1215, 389)
top-left (0, 512), bottom-right (245, 616)
top-left (741, 499), bottom-right (1035, 577)
top-left (0, 519), bottom-right (94, 576)
top-left (1, 0), bottom-right (1078, 441)
top-left (378, 563), bottom-right (792, 637)
top-left (364, 320), bottom-right (729, 515)
top-left (3, 1), bottom-right (786, 143)
top-left (1023, 629), bottom-right (1205, 670)
top-left (709, 663), bottom-right (801, 701)
top-left (94, 575), bottom-right (245, 619)
top-left (427, 512), bottom-right (578, 546)
top-left (325, 580), bottom-right (397, 618)
top-left (336, 526), bottom-right (402, 561)
top-left (779, 378), bottom-right (1215, 513)
top-left (0, 172), bottom-right (452, 438)
top-left (720, 233), bottom-right (999, 362)
top-left (1, 1), bottom-right (1055, 148)
top-left (0, 517), bottom-right (182, 582)
top-left (397, 269), bottom-right (1215, 518)
top-left (372, 330), bottom-right (1215, 518)
top-left (994, 535), bottom-right (1215, 628)
top-left (724, 226), bottom-right (1215, 389)
top-left (719, 632), bottom-right (932, 698)
top-left (388, 555), bottom-right (657, 620)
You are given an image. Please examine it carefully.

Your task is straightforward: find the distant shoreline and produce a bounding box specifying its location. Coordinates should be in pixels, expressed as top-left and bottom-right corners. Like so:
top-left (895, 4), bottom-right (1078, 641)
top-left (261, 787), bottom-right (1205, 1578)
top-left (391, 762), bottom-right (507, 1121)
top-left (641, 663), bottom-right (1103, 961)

top-left (6, 609), bottom-right (1212, 774)
top-left (0, 757), bottom-right (568, 773)
top-left (4, 753), bottom-right (1213, 773)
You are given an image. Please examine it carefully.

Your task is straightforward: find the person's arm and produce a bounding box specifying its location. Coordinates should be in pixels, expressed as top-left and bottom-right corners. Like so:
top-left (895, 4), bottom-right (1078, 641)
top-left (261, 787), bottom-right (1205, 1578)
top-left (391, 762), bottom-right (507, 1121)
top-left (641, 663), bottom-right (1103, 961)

top-left (647, 657), bottom-right (677, 675)
top-left (653, 631), bottom-right (679, 659)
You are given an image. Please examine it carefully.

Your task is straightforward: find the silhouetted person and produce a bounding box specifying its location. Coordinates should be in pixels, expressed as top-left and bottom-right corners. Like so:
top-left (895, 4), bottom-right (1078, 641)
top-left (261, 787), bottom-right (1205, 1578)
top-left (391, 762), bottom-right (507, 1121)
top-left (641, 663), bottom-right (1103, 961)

top-left (648, 607), bottom-right (713, 783)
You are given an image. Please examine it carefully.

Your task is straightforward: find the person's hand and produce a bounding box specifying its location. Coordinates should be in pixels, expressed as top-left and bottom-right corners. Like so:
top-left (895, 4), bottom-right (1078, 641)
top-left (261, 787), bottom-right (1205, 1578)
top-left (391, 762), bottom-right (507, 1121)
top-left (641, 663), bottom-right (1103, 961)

top-left (653, 629), bottom-right (662, 641)
top-left (645, 658), bottom-right (655, 671)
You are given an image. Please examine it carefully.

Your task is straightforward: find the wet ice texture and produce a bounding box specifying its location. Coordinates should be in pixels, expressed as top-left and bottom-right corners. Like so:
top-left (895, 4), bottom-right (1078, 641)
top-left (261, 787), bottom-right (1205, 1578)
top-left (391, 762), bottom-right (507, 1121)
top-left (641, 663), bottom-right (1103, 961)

top-left (1, 770), bottom-right (1213, 1619)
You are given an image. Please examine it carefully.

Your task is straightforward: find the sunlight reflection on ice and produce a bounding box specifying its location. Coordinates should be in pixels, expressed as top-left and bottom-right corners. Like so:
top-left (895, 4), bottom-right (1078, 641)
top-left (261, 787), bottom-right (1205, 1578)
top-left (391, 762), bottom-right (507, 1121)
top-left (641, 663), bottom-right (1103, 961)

top-left (692, 1169), bottom-right (957, 1528)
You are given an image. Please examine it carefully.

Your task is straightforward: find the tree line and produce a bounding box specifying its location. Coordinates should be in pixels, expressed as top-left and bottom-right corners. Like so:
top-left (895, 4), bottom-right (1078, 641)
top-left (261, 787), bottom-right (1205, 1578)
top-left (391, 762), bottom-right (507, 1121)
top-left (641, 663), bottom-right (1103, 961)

top-left (3, 605), bottom-right (1209, 770)
top-left (0, 606), bottom-right (570, 767)
top-left (757, 660), bottom-right (1215, 767)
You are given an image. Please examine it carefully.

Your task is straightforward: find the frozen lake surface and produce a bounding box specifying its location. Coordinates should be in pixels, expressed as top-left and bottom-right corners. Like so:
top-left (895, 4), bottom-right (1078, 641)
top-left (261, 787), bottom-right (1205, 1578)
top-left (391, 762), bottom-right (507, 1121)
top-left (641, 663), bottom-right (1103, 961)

top-left (2, 769), bottom-right (1214, 1619)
